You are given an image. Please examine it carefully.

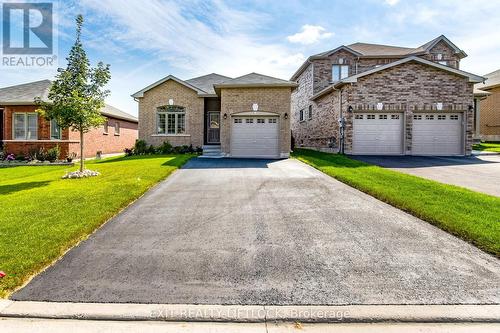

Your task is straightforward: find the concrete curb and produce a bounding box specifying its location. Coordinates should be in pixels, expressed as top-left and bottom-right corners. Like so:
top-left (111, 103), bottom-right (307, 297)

top-left (0, 301), bottom-right (499, 323)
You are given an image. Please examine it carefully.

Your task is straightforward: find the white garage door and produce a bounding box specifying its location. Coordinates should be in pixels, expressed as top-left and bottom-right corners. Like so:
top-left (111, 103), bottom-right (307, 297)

top-left (353, 113), bottom-right (404, 155)
top-left (231, 117), bottom-right (279, 158)
top-left (412, 113), bottom-right (463, 155)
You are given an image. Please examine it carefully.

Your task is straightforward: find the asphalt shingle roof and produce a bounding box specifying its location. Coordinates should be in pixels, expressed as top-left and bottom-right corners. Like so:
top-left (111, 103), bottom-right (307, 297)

top-left (475, 69), bottom-right (500, 91)
top-left (214, 72), bottom-right (297, 87)
top-left (185, 73), bottom-right (232, 95)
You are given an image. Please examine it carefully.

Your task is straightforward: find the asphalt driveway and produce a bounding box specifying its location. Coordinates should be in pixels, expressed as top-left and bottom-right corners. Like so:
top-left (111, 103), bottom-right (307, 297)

top-left (13, 158), bottom-right (500, 304)
top-left (352, 154), bottom-right (500, 197)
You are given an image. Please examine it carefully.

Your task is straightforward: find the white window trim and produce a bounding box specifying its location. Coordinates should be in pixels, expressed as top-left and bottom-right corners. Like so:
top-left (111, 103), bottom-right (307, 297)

top-left (332, 64), bottom-right (349, 82)
top-left (13, 112), bottom-right (38, 141)
top-left (156, 109), bottom-right (186, 135)
top-left (50, 118), bottom-right (62, 140)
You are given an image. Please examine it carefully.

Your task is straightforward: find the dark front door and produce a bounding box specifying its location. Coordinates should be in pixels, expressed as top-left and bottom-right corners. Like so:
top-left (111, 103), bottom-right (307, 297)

top-left (207, 112), bottom-right (220, 144)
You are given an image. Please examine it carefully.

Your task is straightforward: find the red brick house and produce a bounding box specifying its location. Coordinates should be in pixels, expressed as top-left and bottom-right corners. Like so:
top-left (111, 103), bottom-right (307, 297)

top-left (0, 80), bottom-right (138, 159)
top-left (291, 35), bottom-right (485, 156)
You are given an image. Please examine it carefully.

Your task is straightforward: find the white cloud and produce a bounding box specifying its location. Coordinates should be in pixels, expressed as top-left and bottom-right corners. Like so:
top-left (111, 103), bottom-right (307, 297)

top-left (287, 25), bottom-right (333, 45)
top-left (385, 0), bottom-right (400, 5)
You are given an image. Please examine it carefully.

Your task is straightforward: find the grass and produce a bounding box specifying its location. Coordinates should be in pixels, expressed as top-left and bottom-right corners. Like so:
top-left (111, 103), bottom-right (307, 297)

top-left (473, 142), bottom-right (500, 153)
top-left (293, 149), bottom-right (500, 256)
top-left (0, 154), bottom-right (193, 298)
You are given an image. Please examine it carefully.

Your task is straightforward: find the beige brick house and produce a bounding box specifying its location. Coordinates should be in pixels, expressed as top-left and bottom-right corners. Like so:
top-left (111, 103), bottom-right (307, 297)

top-left (132, 73), bottom-right (296, 158)
top-left (474, 69), bottom-right (500, 141)
top-left (291, 35), bottom-right (484, 156)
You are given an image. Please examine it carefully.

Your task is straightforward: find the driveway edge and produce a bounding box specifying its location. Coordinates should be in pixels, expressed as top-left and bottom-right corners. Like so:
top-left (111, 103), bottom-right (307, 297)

top-left (1, 301), bottom-right (499, 323)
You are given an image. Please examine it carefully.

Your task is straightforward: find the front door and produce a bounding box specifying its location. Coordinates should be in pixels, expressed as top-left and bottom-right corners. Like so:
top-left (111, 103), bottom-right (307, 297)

top-left (207, 112), bottom-right (220, 144)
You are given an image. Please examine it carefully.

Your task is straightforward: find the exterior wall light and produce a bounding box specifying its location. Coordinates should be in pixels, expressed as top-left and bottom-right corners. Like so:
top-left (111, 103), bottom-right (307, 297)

top-left (348, 105), bottom-right (353, 112)
top-left (376, 102), bottom-right (383, 110)
top-left (252, 103), bottom-right (259, 112)
top-left (284, 113), bottom-right (288, 119)
top-left (168, 99), bottom-right (174, 106)
top-left (223, 113), bottom-right (227, 120)
top-left (436, 102), bottom-right (443, 111)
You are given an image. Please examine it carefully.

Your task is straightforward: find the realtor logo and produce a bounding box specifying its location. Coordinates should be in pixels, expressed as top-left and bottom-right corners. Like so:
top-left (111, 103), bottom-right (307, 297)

top-left (1, 2), bottom-right (57, 68)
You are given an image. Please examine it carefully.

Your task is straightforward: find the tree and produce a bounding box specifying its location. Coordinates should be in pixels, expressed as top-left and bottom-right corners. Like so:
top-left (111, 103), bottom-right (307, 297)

top-left (36, 15), bottom-right (111, 172)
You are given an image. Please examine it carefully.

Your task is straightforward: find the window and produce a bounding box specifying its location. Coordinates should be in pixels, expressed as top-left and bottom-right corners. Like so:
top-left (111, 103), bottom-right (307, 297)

top-left (257, 118), bottom-right (265, 123)
top-left (425, 114), bottom-right (434, 120)
top-left (308, 105), bottom-right (312, 120)
top-left (103, 120), bottom-right (109, 134)
top-left (450, 115), bottom-right (459, 120)
top-left (355, 114), bottom-right (363, 119)
top-left (114, 122), bottom-right (120, 135)
top-left (299, 109), bottom-right (305, 121)
top-left (156, 105), bottom-right (186, 135)
top-left (438, 61), bottom-right (447, 66)
top-left (13, 113), bottom-right (37, 140)
top-left (438, 115), bottom-right (446, 120)
top-left (414, 115), bottom-right (422, 120)
top-left (379, 115), bottom-right (388, 120)
top-left (391, 114), bottom-right (400, 120)
top-left (367, 114), bottom-right (375, 120)
top-left (268, 118), bottom-right (277, 123)
top-left (332, 64), bottom-right (349, 81)
top-left (436, 53), bottom-right (443, 60)
top-left (50, 119), bottom-right (61, 140)
top-left (245, 118), bottom-right (254, 124)
top-left (234, 118), bottom-right (242, 123)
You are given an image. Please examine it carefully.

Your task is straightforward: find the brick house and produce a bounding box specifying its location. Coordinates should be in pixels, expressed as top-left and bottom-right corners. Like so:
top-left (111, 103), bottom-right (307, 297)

top-left (0, 80), bottom-right (138, 159)
top-left (474, 69), bottom-right (500, 141)
top-left (132, 73), bottom-right (296, 158)
top-left (291, 35), bottom-right (484, 156)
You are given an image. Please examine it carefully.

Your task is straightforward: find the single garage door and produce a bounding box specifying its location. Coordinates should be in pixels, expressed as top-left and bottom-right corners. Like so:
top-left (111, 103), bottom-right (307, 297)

top-left (231, 116), bottom-right (279, 158)
top-left (353, 113), bottom-right (404, 155)
top-left (412, 113), bottom-right (463, 155)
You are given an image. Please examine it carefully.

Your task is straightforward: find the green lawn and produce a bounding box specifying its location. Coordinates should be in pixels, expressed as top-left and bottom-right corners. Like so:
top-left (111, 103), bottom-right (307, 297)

top-left (0, 154), bottom-right (192, 298)
top-left (293, 149), bottom-right (500, 256)
top-left (473, 142), bottom-right (500, 153)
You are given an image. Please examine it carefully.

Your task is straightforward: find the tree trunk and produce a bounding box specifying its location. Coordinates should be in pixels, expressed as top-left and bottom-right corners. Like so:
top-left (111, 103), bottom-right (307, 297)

top-left (80, 130), bottom-right (84, 172)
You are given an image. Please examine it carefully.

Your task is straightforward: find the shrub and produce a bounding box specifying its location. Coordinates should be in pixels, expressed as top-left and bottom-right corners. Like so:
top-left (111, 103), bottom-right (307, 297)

top-left (133, 139), bottom-right (148, 155)
top-left (46, 145), bottom-right (60, 162)
top-left (35, 147), bottom-right (48, 162)
top-left (158, 141), bottom-right (173, 154)
top-left (124, 148), bottom-right (133, 156)
top-left (147, 145), bottom-right (156, 155)
top-left (15, 154), bottom-right (26, 161)
top-left (6, 154), bottom-right (15, 162)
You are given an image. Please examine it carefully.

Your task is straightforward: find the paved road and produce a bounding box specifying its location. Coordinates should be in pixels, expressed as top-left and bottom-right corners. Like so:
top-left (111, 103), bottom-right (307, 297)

top-left (12, 158), bottom-right (500, 304)
top-left (352, 154), bottom-right (500, 197)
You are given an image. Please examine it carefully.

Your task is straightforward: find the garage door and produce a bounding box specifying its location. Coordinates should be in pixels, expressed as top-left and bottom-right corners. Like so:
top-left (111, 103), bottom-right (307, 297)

top-left (231, 117), bottom-right (279, 158)
top-left (353, 113), bottom-right (403, 155)
top-left (412, 113), bottom-right (463, 155)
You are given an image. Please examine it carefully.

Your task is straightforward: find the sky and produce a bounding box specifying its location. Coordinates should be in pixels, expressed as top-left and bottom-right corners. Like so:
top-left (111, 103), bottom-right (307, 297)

top-left (1, 0), bottom-right (499, 116)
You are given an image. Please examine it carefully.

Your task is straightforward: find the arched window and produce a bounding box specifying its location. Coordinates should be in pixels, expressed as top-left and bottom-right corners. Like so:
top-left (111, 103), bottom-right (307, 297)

top-left (156, 105), bottom-right (186, 135)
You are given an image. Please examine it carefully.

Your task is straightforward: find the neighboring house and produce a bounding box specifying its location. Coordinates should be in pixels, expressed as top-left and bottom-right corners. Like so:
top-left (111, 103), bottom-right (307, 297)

top-left (474, 69), bottom-right (500, 141)
top-left (132, 73), bottom-right (296, 158)
top-left (291, 35), bottom-right (484, 156)
top-left (0, 80), bottom-right (138, 159)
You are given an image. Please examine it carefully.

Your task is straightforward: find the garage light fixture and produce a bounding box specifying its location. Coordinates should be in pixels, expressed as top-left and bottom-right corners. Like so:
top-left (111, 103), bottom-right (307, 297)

top-left (168, 99), bottom-right (174, 106)
top-left (348, 105), bottom-right (353, 113)
top-left (252, 103), bottom-right (259, 112)
top-left (284, 113), bottom-right (288, 119)
top-left (376, 103), bottom-right (383, 110)
top-left (436, 102), bottom-right (443, 111)
top-left (223, 113), bottom-right (227, 120)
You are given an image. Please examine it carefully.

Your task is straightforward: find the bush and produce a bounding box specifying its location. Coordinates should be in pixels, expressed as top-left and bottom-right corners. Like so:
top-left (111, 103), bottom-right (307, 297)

top-left (158, 141), bottom-right (173, 154)
top-left (133, 139), bottom-right (148, 155)
top-left (15, 154), bottom-right (25, 161)
top-left (46, 145), bottom-right (60, 162)
top-left (35, 147), bottom-right (48, 162)
top-left (147, 145), bottom-right (156, 155)
top-left (124, 148), bottom-right (133, 156)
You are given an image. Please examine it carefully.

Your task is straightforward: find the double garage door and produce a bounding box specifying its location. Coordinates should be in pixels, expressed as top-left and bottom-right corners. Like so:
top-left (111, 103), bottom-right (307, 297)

top-left (231, 116), bottom-right (279, 158)
top-left (353, 112), bottom-right (463, 155)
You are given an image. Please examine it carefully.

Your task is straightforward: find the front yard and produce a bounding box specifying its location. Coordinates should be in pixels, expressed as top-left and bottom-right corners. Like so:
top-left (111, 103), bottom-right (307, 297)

top-left (473, 142), bottom-right (500, 153)
top-left (0, 154), bottom-right (192, 297)
top-left (293, 149), bottom-right (500, 256)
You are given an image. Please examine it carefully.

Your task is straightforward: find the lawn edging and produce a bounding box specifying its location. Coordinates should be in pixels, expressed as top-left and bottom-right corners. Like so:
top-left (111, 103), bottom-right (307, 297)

top-left (0, 154), bottom-right (194, 298)
top-left (292, 149), bottom-right (500, 257)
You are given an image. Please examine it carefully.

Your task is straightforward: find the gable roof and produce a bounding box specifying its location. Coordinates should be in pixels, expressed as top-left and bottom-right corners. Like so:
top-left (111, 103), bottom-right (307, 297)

top-left (290, 35), bottom-right (467, 81)
top-left (475, 69), bottom-right (500, 91)
top-left (131, 75), bottom-right (206, 98)
top-left (0, 80), bottom-right (137, 123)
top-left (185, 73), bottom-right (232, 95)
top-left (311, 56), bottom-right (485, 100)
top-left (214, 72), bottom-right (297, 89)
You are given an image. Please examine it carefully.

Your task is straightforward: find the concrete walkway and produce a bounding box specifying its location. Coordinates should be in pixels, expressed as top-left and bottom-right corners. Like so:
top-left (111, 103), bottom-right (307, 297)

top-left (12, 158), bottom-right (500, 304)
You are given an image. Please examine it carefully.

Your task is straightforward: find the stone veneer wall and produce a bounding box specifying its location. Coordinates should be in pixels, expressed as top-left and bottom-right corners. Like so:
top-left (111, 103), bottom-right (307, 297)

top-left (137, 80), bottom-right (204, 148)
top-left (219, 87), bottom-right (291, 157)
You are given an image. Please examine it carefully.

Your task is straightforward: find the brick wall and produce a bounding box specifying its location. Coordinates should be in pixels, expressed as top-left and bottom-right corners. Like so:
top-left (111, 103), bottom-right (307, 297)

top-left (219, 87), bottom-right (291, 157)
top-left (137, 80), bottom-right (204, 148)
top-left (479, 87), bottom-right (500, 140)
top-left (422, 40), bottom-right (460, 69)
top-left (312, 50), bottom-right (358, 93)
top-left (68, 117), bottom-right (138, 158)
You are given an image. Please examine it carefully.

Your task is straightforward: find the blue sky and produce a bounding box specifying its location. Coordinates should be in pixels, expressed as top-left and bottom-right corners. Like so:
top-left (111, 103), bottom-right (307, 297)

top-left (1, 0), bottom-right (500, 116)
